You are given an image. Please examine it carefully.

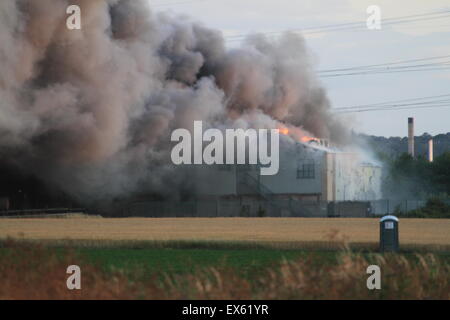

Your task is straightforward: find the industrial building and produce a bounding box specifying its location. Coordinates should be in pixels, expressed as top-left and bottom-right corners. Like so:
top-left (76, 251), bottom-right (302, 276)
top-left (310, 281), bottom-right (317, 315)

top-left (177, 139), bottom-right (383, 217)
top-left (195, 140), bottom-right (382, 202)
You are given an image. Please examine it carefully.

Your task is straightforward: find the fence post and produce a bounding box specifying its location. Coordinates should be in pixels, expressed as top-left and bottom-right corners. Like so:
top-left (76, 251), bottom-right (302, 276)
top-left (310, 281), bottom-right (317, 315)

top-left (216, 198), bottom-right (219, 217)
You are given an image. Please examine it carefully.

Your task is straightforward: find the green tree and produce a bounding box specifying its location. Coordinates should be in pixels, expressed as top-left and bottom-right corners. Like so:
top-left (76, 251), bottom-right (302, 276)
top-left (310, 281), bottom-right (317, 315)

top-left (383, 152), bottom-right (446, 199)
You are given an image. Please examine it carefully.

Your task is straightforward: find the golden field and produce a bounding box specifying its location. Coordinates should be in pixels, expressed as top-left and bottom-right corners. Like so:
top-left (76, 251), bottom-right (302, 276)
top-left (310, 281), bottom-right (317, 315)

top-left (0, 217), bottom-right (449, 246)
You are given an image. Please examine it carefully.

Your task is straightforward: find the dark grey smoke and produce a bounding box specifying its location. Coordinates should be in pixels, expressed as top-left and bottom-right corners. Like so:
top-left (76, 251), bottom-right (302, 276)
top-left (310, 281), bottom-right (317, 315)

top-left (0, 0), bottom-right (349, 204)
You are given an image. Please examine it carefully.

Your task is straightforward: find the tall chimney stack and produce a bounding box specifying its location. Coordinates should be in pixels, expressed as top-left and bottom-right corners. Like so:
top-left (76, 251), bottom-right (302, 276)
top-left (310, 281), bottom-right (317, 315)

top-left (408, 117), bottom-right (415, 158)
top-left (428, 139), bottom-right (434, 162)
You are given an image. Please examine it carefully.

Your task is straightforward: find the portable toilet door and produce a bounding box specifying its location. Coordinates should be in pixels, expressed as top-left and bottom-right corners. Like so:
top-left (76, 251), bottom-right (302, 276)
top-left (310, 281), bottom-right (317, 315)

top-left (380, 215), bottom-right (399, 252)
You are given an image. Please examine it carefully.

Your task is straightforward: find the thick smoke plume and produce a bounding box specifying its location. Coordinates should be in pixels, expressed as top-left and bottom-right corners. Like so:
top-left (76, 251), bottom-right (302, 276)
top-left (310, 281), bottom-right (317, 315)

top-left (0, 0), bottom-right (349, 204)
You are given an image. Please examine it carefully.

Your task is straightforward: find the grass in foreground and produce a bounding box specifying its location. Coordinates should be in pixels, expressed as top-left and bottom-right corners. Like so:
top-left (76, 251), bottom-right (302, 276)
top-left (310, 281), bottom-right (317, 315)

top-left (0, 240), bottom-right (449, 300)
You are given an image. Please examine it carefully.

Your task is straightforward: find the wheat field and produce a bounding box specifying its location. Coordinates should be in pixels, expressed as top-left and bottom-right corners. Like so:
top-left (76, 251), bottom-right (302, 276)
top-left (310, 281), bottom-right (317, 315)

top-left (0, 217), bottom-right (449, 246)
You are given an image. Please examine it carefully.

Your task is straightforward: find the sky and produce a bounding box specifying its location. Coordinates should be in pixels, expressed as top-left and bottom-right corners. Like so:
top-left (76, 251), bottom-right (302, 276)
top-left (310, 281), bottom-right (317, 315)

top-left (149, 0), bottom-right (450, 137)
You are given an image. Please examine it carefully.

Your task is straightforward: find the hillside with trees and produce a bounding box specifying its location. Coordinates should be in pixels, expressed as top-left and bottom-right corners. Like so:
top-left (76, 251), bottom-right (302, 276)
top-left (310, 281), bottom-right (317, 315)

top-left (358, 132), bottom-right (450, 158)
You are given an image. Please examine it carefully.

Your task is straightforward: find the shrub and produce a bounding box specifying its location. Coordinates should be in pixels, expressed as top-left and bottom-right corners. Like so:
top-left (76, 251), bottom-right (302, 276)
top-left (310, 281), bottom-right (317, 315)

top-left (399, 197), bottom-right (450, 219)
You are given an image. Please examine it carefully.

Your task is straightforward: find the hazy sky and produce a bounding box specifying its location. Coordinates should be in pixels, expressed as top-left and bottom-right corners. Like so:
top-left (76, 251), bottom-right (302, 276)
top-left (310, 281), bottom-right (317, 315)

top-left (150, 0), bottom-right (450, 137)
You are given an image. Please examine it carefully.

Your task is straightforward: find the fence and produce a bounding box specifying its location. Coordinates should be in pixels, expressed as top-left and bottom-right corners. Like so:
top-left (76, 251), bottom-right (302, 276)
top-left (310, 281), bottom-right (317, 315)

top-left (123, 199), bottom-right (338, 218)
top-left (121, 198), bottom-right (438, 218)
top-left (369, 200), bottom-right (426, 216)
top-left (0, 199), bottom-right (435, 218)
top-left (0, 208), bottom-right (86, 218)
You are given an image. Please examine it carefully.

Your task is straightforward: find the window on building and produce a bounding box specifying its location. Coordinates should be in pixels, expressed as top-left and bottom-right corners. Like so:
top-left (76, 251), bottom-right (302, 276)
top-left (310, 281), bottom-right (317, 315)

top-left (297, 159), bottom-right (315, 179)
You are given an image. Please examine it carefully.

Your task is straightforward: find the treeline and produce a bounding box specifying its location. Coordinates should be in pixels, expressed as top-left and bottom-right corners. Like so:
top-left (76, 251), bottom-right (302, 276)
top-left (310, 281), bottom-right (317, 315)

top-left (381, 152), bottom-right (450, 218)
top-left (382, 152), bottom-right (450, 199)
top-left (358, 132), bottom-right (450, 158)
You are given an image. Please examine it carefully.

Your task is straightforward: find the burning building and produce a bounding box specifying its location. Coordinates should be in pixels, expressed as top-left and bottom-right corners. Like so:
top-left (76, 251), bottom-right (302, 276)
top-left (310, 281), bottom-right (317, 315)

top-left (193, 137), bottom-right (382, 216)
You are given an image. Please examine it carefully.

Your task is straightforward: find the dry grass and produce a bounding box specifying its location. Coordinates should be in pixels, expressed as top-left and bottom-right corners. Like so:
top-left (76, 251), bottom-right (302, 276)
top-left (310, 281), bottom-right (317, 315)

top-left (0, 218), bottom-right (449, 247)
top-left (0, 241), bottom-right (448, 300)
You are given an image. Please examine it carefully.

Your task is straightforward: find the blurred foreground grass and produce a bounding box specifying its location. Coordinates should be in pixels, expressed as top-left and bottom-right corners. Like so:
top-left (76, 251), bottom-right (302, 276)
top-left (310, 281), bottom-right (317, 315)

top-left (0, 239), bottom-right (449, 299)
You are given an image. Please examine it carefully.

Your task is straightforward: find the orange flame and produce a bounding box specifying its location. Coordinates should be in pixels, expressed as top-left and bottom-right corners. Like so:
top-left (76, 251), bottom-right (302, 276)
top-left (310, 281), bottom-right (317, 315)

top-left (278, 125), bottom-right (320, 144)
top-left (279, 128), bottom-right (290, 135)
top-left (301, 136), bottom-right (316, 143)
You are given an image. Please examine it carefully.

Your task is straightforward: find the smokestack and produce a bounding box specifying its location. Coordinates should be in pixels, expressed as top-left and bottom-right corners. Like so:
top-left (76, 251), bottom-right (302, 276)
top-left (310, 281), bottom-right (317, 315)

top-left (408, 117), bottom-right (415, 158)
top-left (428, 139), bottom-right (434, 162)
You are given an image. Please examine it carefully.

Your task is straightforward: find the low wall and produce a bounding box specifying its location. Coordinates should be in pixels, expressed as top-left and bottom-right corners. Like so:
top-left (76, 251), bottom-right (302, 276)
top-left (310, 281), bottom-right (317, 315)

top-left (124, 198), bottom-right (329, 218)
top-left (370, 200), bottom-right (426, 215)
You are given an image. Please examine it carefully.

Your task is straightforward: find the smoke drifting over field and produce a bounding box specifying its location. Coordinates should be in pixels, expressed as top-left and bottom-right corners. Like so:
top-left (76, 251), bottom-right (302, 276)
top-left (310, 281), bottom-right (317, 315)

top-left (0, 0), bottom-right (348, 204)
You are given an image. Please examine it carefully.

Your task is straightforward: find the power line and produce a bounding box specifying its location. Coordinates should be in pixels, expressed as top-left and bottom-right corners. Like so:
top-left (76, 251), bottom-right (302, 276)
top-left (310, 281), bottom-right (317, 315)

top-left (337, 93), bottom-right (450, 109)
top-left (319, 55), bottom-right (450, 73)
top-left (318, 55), bottom-right (450, 77)
top-left (337, 101), bottom-right (450, 111)
top-left (335, 104), bottom-right (450, 113)
top-left (328, 23), bottom-right (450, 33)
top-left (320, 66), bottom-right (450, 77)
top-left (333, 93), bottom-right (450, 113)
top-left (150, 0), bottom-right (206, 7)
top-left (225, 8), bottom-right (450, 42)
top-left (335, 93), bottom-right (450, 109)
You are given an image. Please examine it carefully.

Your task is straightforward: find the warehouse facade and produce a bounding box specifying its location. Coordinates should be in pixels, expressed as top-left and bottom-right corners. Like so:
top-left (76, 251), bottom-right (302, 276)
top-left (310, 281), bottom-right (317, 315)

top-left (194, 141), bottom-right (382, 203)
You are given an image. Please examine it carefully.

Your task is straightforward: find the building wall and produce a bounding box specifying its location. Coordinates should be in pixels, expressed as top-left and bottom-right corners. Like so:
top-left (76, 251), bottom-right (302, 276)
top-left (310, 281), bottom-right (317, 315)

top-left (194, 143), bottom-right (325, 197)
top-left (324, 152), bottom-right (382, 201)
top-left (193, 143), bottom-right (382, 202)
top-left (194, 164), bottom-right (237, 196)
top-left (258, 143), bottom-right (323, 195)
